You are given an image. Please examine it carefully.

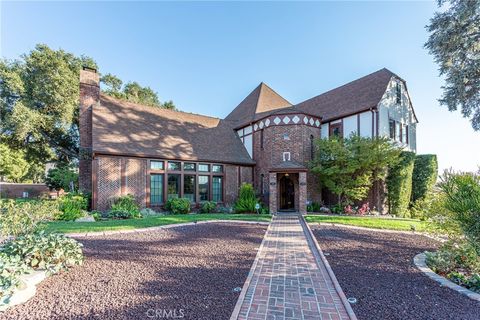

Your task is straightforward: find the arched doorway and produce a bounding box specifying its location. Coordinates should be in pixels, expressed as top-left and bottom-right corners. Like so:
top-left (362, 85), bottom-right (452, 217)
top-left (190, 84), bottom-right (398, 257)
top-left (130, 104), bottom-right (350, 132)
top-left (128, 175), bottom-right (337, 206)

top-left (279, 174), bottom-right (295, 210)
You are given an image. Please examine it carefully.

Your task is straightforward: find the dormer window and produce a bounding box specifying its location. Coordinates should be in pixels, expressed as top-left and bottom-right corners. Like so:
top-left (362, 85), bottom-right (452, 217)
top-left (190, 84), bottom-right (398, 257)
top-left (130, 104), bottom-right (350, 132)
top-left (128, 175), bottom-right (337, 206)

top-left (283, 152), bottom-right (291, 162)
top-left (396, 82), bottom-right (402, 104)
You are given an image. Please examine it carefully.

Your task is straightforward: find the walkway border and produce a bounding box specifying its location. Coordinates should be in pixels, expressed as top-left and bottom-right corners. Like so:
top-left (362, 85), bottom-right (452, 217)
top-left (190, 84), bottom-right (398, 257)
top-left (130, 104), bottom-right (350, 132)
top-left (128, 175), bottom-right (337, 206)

top-left (229, 219), bottom-right (274, 320)
top-left (66, 219), bottom-right (270, 238)
top-left (300, 216), bottom-right (358, 320)
top-left (414, 253), bottom-right (480, 302)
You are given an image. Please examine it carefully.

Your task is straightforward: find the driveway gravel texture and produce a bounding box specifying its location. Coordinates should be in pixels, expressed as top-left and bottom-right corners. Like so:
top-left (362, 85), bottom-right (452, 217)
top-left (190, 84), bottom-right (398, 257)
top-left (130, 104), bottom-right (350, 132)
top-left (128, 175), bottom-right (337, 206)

top-left (1, 223), bottom-right (267, 320)
top-left (312, 224), bottom-right (480, 320)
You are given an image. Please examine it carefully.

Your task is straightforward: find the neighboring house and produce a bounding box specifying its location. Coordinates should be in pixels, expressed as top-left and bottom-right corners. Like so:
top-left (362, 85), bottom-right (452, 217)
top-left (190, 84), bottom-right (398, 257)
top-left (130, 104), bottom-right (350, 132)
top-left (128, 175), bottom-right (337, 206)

top-left (79, 67), bottom-right (418, 213)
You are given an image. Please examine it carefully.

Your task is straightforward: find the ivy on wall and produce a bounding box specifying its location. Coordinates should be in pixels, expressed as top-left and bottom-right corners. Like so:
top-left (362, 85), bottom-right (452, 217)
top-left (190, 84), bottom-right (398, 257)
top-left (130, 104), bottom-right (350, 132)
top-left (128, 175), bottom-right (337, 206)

top-left (386, 151), bottom-right (416, 217)
top-left (411, 154), bottom-right (438, 203)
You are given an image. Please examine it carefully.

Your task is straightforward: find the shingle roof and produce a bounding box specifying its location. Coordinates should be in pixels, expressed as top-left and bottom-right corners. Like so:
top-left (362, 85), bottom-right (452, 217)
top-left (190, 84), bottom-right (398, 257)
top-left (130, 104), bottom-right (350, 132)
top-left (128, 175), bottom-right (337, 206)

top-left (92, 94), bottom-right (254, 165)
top-left (295, 68), bottom-right (397, 121)
top-left (225, 82), bottom-right (292, 126)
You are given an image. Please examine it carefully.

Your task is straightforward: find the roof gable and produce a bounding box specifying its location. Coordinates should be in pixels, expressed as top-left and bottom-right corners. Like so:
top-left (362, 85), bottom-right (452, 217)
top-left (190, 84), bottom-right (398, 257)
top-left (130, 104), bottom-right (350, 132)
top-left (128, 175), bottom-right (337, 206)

top-left (225, 82), bottom-right (291, 125)
top-left (295, 68), bottom-right (397, 121)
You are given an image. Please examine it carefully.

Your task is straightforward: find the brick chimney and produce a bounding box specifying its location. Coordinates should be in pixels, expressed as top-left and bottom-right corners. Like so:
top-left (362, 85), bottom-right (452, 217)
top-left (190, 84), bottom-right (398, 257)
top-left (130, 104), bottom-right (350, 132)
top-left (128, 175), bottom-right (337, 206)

top-left (79, 67), bottom-right (100, 194)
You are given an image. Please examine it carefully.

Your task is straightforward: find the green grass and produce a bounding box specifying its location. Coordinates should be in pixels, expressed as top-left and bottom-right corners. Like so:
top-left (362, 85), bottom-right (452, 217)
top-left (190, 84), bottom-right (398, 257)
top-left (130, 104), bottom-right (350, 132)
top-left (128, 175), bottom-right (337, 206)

top-left (44, 213), bottom-right (271, 234)
top-left (305, 214), bottom-right (432, 232)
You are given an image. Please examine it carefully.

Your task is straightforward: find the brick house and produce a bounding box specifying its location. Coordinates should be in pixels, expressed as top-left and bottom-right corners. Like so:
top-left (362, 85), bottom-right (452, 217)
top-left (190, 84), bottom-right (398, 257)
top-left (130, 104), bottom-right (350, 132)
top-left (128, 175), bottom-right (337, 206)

top-left (79, 67), bottom-right (417, 214)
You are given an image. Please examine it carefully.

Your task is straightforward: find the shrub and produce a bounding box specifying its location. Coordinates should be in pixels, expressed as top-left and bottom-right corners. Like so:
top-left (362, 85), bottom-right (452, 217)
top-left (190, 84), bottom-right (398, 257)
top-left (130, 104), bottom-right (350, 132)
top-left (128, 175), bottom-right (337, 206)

top-left (140, 208), bottom-right (160, 216)
top-left (89, 210), bottom-right (102, 221)
top-left (200, 201), bottom-right (217, 213)
top-left (165, 198), bottom-right (191, 214)
top-left (108, 194), bottom-right (141, 219)
top-left (234, 183), bottom-right (258, 213)
top-left (0, 253), bottom-right (29, 300)
top-left (0, 231), bottom-right (84, 274)
top-left (56, 193), bottom-right (88, 221)
top-left (439, 171), bottom-right (480, 254)
top-left (411, 154), bottom-right (438, 203)
top-left (386, 151), bottom-right (416, 217)
top-left (45, 165), bottom-right (78, 192)
top-left (307, 202), bottom-right (321, 212)
top-left (0, 200), bottom-right (59, 237)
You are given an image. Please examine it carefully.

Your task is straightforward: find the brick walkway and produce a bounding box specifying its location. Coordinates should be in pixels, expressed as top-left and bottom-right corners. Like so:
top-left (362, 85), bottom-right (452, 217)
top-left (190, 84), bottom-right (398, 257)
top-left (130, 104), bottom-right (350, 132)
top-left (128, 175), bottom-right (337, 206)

top-left (231, 214), bottom-right (355, 320)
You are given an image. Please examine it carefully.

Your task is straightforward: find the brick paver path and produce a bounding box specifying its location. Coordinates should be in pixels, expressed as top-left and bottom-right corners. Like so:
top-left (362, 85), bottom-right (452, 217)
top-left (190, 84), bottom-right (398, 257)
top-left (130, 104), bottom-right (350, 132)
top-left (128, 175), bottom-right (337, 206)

top-left (233, 214), bottom-right (354, 320)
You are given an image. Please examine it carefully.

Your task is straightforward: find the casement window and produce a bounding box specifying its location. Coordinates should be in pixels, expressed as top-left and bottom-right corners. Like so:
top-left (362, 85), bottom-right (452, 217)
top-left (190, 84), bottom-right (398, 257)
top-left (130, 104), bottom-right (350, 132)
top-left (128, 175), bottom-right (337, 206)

top-left (150, 161), bottom-right (164, 170)
top-left (389, 119), bottom-right (396, 140)
top-left (395, 122), bottom-right (401, 141)
top-left (260, 174), bottom-right (265, 195)
top-left (150, 174), bottom-right (164, 205)
top-left (310, 135), bottom-right (315, 160)
top-left (184, 163), bottom-right (196, 171)
top-left (329, 122), bottom-right (343, 138)
top-left (198, 164), bottom-right (210, 172)
top-left (167, 174), bottom-right (181, 199)
top-left (212, 176), bottom-right (223, 202)
top-left (183, 175), bottom-right (196, 202)
top-left (396, 83), bottom-right (402, 104)
top-left (212, 165), bottom-right (223, 173)
top-left (260, 130), bottom-right (264, 150)
top-left (198, 176), bottom-right (210, 201)
top-left (237, 126), bottom-right (253, 157)
top-left (402, 125), bottom-right (408, 144)
top-left (168, 161), bottom-right (181, 171)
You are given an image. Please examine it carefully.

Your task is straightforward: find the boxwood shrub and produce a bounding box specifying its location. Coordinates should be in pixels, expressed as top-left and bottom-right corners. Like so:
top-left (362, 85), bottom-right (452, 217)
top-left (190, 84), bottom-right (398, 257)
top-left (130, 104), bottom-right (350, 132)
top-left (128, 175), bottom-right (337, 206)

top-left (386, 151), bottom-right (415, 217)
top-left (165, 198), bottom-right (191, 214)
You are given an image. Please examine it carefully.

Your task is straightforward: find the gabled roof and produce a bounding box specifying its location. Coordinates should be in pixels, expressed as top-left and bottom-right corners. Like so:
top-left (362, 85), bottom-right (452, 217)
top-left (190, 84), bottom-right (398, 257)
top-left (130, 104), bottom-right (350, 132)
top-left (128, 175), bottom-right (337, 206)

top-left (225, 82), bottom-right (292, 126)
top-left (92, 94), bottom-right (254, 165)
top-left (295, 68), bottom-right (397, 121)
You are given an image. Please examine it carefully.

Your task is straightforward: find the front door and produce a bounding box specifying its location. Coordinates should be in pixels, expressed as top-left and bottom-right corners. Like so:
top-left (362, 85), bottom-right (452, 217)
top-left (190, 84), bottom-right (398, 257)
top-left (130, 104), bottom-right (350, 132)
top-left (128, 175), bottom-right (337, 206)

top-left (279, 175), bottom-right (295, 210)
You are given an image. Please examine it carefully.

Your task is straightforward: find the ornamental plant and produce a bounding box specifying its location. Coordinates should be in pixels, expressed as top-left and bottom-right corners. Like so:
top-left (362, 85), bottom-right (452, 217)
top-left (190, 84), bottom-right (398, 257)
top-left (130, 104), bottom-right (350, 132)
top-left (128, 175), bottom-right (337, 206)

top-left (165, 198), bottom-right (191, 214)
top-left (0, 231), bottom-right (84, 274)
top-left (200, 201), bottom-right (217, 213)
top-left (0, 253), bottom-right (29, 301)
top-left (56, 193), bottom-right (88, 221)
top-left (386, 151), bottom-right (416, 217)
top-left (234, 183), bottom-right (258, 213)
top-left (108, 194), bottom-right (141, 219)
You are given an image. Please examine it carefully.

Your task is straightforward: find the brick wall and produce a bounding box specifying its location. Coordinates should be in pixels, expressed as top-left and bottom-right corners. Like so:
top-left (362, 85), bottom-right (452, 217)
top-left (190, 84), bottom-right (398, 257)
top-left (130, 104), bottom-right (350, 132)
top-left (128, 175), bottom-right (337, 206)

top-left (79, 69), bottom-right (99, 194)
top-left (0, 183), bottom-right (50, 199)
top-left (124, 158), bottom-right (147, 208)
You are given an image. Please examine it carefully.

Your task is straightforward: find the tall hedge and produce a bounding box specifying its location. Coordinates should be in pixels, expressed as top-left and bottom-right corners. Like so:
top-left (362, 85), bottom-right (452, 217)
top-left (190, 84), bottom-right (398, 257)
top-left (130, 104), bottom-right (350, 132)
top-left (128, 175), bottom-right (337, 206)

top-left (411, 154), bottom-right (438, 204)
top-left (386, 151), bottom-right (416, 217)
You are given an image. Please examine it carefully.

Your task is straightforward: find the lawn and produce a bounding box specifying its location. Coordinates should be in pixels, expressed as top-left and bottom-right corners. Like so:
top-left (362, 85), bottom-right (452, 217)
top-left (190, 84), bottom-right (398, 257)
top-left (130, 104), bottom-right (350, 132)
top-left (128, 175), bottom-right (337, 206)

top-left (305, 214), bottom-right (432, 232)
top-left (44, 213), bottom-right (271, 234)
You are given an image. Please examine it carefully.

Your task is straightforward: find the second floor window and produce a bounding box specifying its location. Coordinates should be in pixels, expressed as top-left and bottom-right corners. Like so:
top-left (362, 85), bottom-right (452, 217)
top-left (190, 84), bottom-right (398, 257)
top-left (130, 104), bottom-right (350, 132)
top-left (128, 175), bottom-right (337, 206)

top-left (396, 83), bottom-right (402, 104)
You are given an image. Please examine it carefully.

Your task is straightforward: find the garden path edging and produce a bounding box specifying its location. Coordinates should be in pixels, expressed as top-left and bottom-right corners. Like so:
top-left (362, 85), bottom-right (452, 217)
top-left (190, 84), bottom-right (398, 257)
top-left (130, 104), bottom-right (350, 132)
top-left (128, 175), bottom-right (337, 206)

top-left (66, 219), bottom-right (271, 238)
top-left (414, 253), bottom-right (480, 302)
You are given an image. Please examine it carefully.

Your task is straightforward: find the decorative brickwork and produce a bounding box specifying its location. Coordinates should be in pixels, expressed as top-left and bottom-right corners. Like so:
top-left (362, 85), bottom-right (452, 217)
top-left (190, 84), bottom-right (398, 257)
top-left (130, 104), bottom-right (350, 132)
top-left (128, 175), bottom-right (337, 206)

top-left (299, 172), bottom-right (307, 214)
top-left (96, 157), bottom-right (122, 211)
top-left (268, 173), bottom-right (277, 214)
top-left (125, 158), bottom-right (147, 208)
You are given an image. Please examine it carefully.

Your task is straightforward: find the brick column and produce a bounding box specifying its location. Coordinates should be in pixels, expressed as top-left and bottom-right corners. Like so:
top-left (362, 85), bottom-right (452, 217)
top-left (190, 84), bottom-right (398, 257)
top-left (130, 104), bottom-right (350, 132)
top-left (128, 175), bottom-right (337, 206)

top-left (299, 171), bottom-right (307, 214)
top-left (269, 172), bottom-right (277, 214)
top-left (79, 67), bottom-right (100, 194)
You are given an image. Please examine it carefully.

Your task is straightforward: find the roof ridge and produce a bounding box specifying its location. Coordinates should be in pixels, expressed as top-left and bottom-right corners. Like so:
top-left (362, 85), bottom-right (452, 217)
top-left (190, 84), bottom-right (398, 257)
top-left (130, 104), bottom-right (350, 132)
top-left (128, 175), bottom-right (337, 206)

top-left (100, 93), bottom-right (220, 121)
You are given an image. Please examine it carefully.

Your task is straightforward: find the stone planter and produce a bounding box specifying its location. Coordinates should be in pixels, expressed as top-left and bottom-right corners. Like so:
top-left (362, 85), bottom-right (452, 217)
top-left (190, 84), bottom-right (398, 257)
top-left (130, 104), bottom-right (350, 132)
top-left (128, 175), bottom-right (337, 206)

top-left (0, 270), bottom-right (47, 311)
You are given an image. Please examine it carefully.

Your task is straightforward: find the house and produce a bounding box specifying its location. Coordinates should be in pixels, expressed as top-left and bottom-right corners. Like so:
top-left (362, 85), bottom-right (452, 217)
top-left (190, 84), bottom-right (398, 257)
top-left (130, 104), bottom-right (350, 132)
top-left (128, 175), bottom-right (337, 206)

top-left (79, 67), bottom-right (418, 214)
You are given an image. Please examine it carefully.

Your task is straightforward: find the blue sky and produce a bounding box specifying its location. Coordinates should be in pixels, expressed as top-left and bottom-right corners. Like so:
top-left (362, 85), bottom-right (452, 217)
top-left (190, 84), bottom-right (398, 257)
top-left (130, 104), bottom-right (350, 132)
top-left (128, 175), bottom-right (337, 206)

top-left (2, 1), bottom-right (479, 172)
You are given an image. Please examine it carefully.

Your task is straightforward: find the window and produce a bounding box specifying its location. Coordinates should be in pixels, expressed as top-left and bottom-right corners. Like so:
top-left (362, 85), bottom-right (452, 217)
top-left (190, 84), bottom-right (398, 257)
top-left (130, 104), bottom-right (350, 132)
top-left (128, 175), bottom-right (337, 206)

top-left (198, 176), bottom-right (210, 201)
top-left (395, 122), bottom-right (401, 141)
top-left (283, 152), bottom-right (291, 162)
top-left (396, 83), bottom-right (401, 104)
top-left (260, 130), bottom-right (264, 149)
top-left (329, 122), bottom-right (343, 138)
top-left (168, 161), bottom-right (181, 171)
top-left (167, 174), bottom-right (180, 199)
top-left (389, 119), bottom-right (396, 140)
top-left (212, 176), bottom-right (223, 202)
top-left (184, 163), bottom-right (196, 171)
top-left (150, 161), bottom-right (164, 170)
top-left (283, 133), bottom-right (290, 140)
top-left (212, 165), bottom-right (223, 173)
top-left (150, 174), bottom-right (164, 205)
top-left (402, 125), bottom-right (408, 144)
top-left (310, 135), bottom-right (314, 160)
top-left (260, 174), bottom-right (265, 195)
top-left (198, 164), bottom-right (210, 172)
top-left (183, 175), bottom-right (196, 202)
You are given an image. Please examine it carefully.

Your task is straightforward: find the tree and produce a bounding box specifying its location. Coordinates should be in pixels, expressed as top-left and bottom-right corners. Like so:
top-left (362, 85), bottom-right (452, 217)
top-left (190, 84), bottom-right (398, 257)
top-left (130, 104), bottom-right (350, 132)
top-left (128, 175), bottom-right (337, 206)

top-left (425, 0), bottom-right (480, 131)
top-left (45, 166), bottom-right (78, 192)
top-left (311, 135), bottom-right (401, 206)
top-left (0, 143), bottom-right (30, 182)
top-left (386, 151), bottom-right (416, 217)
top-left (1, 44), bottom-right (177, 167)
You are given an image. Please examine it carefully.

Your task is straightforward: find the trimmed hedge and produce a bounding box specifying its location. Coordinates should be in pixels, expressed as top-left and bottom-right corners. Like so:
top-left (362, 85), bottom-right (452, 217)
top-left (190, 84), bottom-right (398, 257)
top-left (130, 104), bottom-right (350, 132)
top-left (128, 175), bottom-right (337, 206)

top-left (386, 151), bottom-right (415, 217)
top-left (411, 154), bottom-right (438, 203)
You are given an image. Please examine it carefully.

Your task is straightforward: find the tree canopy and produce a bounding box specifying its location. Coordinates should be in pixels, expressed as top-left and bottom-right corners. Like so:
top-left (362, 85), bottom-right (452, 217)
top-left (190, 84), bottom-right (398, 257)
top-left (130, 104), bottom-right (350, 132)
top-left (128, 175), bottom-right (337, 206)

top-left (0, 44), bottom-right (176, 179)
top-left (311, 135), bottom-right (401, 205)
top-left (425, 0), bottom-right (480, 131)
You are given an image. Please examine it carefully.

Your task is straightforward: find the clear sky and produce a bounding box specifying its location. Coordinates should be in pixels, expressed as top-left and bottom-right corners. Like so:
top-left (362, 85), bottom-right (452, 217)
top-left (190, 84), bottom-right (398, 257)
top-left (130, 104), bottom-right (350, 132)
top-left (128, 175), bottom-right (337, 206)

top-left (2, 1), bottom-right (479, 173)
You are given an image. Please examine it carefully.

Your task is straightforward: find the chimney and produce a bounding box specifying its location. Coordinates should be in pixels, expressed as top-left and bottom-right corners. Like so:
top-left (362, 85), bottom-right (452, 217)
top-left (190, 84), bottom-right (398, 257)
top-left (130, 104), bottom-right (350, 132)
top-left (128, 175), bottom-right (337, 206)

top-left (79, 67), bottom-right (100, 194)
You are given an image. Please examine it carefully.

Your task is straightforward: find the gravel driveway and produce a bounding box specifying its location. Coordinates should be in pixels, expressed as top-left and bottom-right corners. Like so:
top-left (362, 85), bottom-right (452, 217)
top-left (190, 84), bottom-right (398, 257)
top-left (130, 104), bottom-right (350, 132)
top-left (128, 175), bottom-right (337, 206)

top-left (312, 224), bottom-right (480, 320)
top-left (1, 223), bottom-right (267, 320)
